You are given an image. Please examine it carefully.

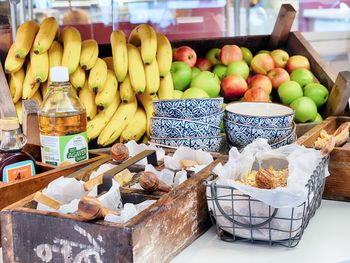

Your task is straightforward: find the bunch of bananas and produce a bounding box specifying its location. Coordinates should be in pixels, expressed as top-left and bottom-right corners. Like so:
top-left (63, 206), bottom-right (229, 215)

top-left (5, 19), bottom-right (174, 145)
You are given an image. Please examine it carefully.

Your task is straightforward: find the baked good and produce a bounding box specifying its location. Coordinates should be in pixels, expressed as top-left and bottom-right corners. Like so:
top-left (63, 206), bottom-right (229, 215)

top-left (239, 168), bottom-right (288, 189)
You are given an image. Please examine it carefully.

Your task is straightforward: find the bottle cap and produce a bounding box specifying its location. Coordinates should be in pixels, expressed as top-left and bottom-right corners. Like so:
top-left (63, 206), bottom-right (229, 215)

top-left (50, 66), bottom-right (69, 82)
top-left (0, 117), bottom-right (20, 131)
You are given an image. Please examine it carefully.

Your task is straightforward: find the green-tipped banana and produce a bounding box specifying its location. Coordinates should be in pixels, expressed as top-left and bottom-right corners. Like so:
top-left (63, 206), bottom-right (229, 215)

top-left (13, 20), bottom-right (39, 58)
top-left (5, 44), bottom-right (25, 73)
top-left (33, 17), bottom-right (58, 54)
top-left (30, 49), bottom-right (49, 83)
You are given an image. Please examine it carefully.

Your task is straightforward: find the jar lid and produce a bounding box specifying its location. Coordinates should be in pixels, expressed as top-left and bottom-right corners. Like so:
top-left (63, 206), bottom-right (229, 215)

top-left (0, 117), bottom-right (20, 131)
top-left (50, 66), bottom-right (69, 82)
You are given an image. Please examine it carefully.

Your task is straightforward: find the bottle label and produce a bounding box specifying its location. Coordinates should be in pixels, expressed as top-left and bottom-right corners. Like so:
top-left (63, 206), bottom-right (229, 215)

top-left (40, 132), bottom-right (89, 166)
top-left (2, 160), bottom-right (36, 183)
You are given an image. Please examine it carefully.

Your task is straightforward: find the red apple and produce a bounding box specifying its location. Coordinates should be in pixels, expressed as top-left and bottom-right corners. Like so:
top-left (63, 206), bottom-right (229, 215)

top-left (267, 68), bottom-right (290, 89)
top-left (250, 74), bottom-right (272, 95)
top-left (286, 55), bottom-right (310, 73)
top-left (173, 46), bottom-right (197, 67)
top-left (270, 49), bottom-right (289, 68)
top-left (221, 75), bottom-right (248, 100)
top-left (244, 87), bottom-right (270, 102)
top-left (195, 58), bottom-right (213, 71)
top-left (219, 45), bottom-right (243, 66)
top-left (246, 73), bottom-right (253, 85)
top-left (250, 53), bottom-right (275, 75)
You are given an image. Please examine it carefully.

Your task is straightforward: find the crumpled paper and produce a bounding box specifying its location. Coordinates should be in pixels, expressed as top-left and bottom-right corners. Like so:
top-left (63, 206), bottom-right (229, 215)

top-left (124, 140), bottom-right (165, 166)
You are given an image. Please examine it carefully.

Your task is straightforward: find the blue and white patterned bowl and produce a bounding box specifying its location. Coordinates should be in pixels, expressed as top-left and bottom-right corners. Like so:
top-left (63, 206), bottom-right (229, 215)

top-left (151, 117), bottom-right (221, 138)
top-left (224, 118), bottom-right (295, 148)
top-left (150, 135), bottom-right (224, 152)
top-left (270, 125), bottom-right (297, 149)
top-left (153, 98), bottom-right (224, 119)
top-left (191, 110), bottom-right (224, 127)
top-left (225, 102), bottom-right (294, 128)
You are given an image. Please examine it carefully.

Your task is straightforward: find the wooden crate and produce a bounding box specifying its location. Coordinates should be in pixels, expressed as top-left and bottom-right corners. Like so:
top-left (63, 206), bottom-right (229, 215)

top-left (297, 116), bottom-right (350, 201)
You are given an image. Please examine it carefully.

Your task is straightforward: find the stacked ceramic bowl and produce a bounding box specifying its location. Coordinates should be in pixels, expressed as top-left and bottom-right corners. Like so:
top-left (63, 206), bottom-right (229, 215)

top-left (224, 102), bottom-right (296, 149)
top-left (150, 98), bottom-right (224, 152)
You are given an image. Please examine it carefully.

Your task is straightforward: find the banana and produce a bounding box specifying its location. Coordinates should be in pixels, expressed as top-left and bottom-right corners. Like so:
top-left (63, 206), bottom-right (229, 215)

top-left (22, 62), bottom-right (40, 99)
top-left (30, 49), bottom-right (49, 83)
top-left (32, 89), bottom-right (42, 104)
top-left (158, 72), bottom-right (174, 100)
top-left (9, 68), bottom-right (25, 103)
top-left (98, 96), bottom-right (137, 146)
top-left (144, 58), bottom-right (160, 95)
top-left (120, 107), bottom-right (147, 142)
top-left (61, 26), bottom-right (82, 74)
top-left (119, 74), bottom-right (134, 103)
top-left (87, 95), bottom-right (120, 140)
top-left (95, 70), bottom-right (118, 110)
top-left (103, 57), bottom-right (114, 71)
top-left (110, 30), bottom-right (128, 82)
top-left (128, 24), bottom-right (157, 65)
top-left (137, 92), bottom-right (157, 137)
top-left (33, 17), bottom-right (58, 54)
top-left (48, 41), bottom-right (63, 67)
top-left (79, 80), bottom-right (97, 120)
top-left (70, 66), bottom-right (85, 90)
top-left (41, 81), bottom-right (49, 98)
top-left (13, 20), bottom-right (39, 58)
top-left (5, 44), bottom-right (25, 73)
top-left (80, 39), bottom-right (99, 70)
top-left (127, 44), bottom-right (146, 93)
top-left (156, 32), bottom-right (172, 77)
top-left (15, 100), bottom-right (23, 125)
top-left (88, 58), bottom-right (108, 93)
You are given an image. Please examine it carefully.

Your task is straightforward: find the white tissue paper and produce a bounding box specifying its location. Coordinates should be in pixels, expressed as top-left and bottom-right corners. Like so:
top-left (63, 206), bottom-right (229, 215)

top-left (124, 140), bottom-right (165, 166)
top-left (98, 179), bottom-right (122, 211)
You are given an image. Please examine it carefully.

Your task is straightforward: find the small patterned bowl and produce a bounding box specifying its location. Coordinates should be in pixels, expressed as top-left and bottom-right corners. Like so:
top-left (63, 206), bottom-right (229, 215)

top-left (270, 125), bottom-right (297, 149)
top-left (150, 135), bottom-right (224, 152)
top-left (153, 98), bottom-right (224, 119)
top-left (225, 102), bottom-right (294, 128)
top-left (191, 110), bottom-right (224, 127)
top-left (151, 117), bottom-right (221, 138)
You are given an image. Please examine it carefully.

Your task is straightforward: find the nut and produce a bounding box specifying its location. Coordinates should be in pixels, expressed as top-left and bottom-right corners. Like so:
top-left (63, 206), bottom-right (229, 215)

top-left (110, 143), bottom-right (129, 163)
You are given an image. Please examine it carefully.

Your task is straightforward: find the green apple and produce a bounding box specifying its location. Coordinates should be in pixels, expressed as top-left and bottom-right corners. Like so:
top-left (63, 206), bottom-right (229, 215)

top-left (313, 113), bottom-right (323, 122)
top-left (226, 61), bottom-right (250, 80)
top-left (257, 50), bottom-right (270, 54)
top-left (303, 83), bottom-right (329, 107)
top-left (190, 71), bottom-right (221, 98)
top-left (192, 67), bottom-right (201, 79)
top-left (173, 90), bottom-right (183, 99)
top-left (278, 81), bottom-right (303, 105)
top-left (290, 68), bottom-right (314, 88)
top-left (240, 47), bottom-right (253, 65)
top-left (290, 96), bottom-right (318, 123)
top-left (220, 121), bottom-right (224, 133)
top-left (171, 61), bottom-right (192, 91)
top-left (205, 48), bottom-right (221, 65)
top-left (212, 64), bottom-right (227, 80)
top-left (182, 87), bottom-right (209, 99)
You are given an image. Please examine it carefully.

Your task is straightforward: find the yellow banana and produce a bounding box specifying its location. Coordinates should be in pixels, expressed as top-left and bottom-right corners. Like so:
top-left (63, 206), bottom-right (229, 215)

top-left (128, 24), bottom-right (157, 65)
top-left (15, 100), bottom-right (23, 125)
top-left (156, 32), bottom-right (172, 77)
top-left (103, 57), bottom-right (114, 71)
top-left (127, 44), bottom-right (146, 93)
top-left (120, 107), bottom-right (147, 143)
top-left (137, 92), bottom-right (157, 137)
top-left (70, 66), bottom-right (85, 90)
top-left (98, 97), bottom-right (138, 146)
top-left (119, 74), bottom-right (134, 103)
top-left (41, 81), bottom-right (49, 98)
top-left (22, 62), bottom-right (40, 99)
top-left (5, 44), bottom-right (25, 73)
top-left (80, 39), bottom-right (99, 70)
top-left (30, 49), bottom-right (49, 83)
top-left (32, 89), bottom-right (42, 104)
top-left (87, 95), bottom-right (120, 140)
top-left (144, 58), bottom-right (160, 95)
top-left (79, 80), bottom-right (97, 120)
top-left (88, 58), bottom-right (108, 93)
top-left (110, 30), bottom-right (128, 82)
top-left (33, 17), bottom-right (58, 54)
top-left (95, 70), bottom-right (118, 110)
top-left (48, 41), bottom-right (63, 67)
top-left (9, 68), bottom-right (25, 103)
top-left (13, 20), bottom-right (39, 58)
top-left (158, 72), bottom-right (174, 100)
top-left (61, 26), bottom-right (82, 74)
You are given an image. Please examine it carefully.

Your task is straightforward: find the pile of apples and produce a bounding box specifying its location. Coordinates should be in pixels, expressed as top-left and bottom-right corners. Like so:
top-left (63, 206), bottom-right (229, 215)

top-left (171, 45), bottom-right (329, 123)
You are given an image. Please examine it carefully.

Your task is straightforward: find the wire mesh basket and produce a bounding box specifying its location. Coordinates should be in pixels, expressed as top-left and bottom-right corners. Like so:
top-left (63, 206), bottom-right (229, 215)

top-left (205, 156), bottom-right (329, 248)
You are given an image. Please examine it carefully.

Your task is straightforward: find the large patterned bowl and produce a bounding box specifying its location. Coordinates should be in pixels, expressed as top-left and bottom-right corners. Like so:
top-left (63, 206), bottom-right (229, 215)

top-left (270, 124), bottom-right (297, 149)
top-left (191, 110), bottom-right (224, 127)
top-left (225, 102), bottom-right (294, 127)
top-left (150, 135), bottom-right (224, 152)
top-left (151, 117), bottom-right (221, 138)
top-left (153, 98), bottom-right (224, 118)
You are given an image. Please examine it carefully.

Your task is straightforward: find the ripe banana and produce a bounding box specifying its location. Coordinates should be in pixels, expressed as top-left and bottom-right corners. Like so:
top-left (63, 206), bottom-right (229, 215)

top-left (33, 17), bottom-right (58, 54)
top-left (95, 70), bottom-right (118, 110)
top-left (137, 92), bottom-right (157, 137)
top-left (127, 44), bottom-right (146, 93)
top-left (41, 81), bottom-right (49, 98)
top-left (13, 20), bottom-right (39, 58)
top-left (156, 32), bottom-right (172, 77)
top-left (103, 57), bottom-right (114, 71)
top-left (110, 30), bottom-right (128, 82)
top-left (48, 41), bottom-right (63, 67)
top-left (5, 44), bottom-right (25, 73)
top-left (61, 26), bottom-right (82, 74)
top-left (144, 58), bottom-right (160, 95)
top-left (87, 95), bottom-right (120, 140)
top-left (79, 80), bottom-right (97, 120)
top-left (32, 89), bottom-right (42, 104)
top-left (80, 39), bottom-right (99, 70)
top-left (119, 74), bottom-right (134, 103)
top-left (120, 107), bottom-right (147, 142)
top-left (128, 24), bottom-right (157, 65)
top-left (70, 66), bottom-right (85, 90)
top-left (22, 62), bottom-right (40, 99)
top-left (9, 68), bottom-right (25, 103)
top-left (15, 100), bottom-right (23, 125)
top-left (158, 72), bottom-right (174, 100)
top-left (88, 58), bottom-right (108, 93)
top-left (98, 96), bottom-right (138, 146)
top-left (30, 49), bottom-right (49, 83)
